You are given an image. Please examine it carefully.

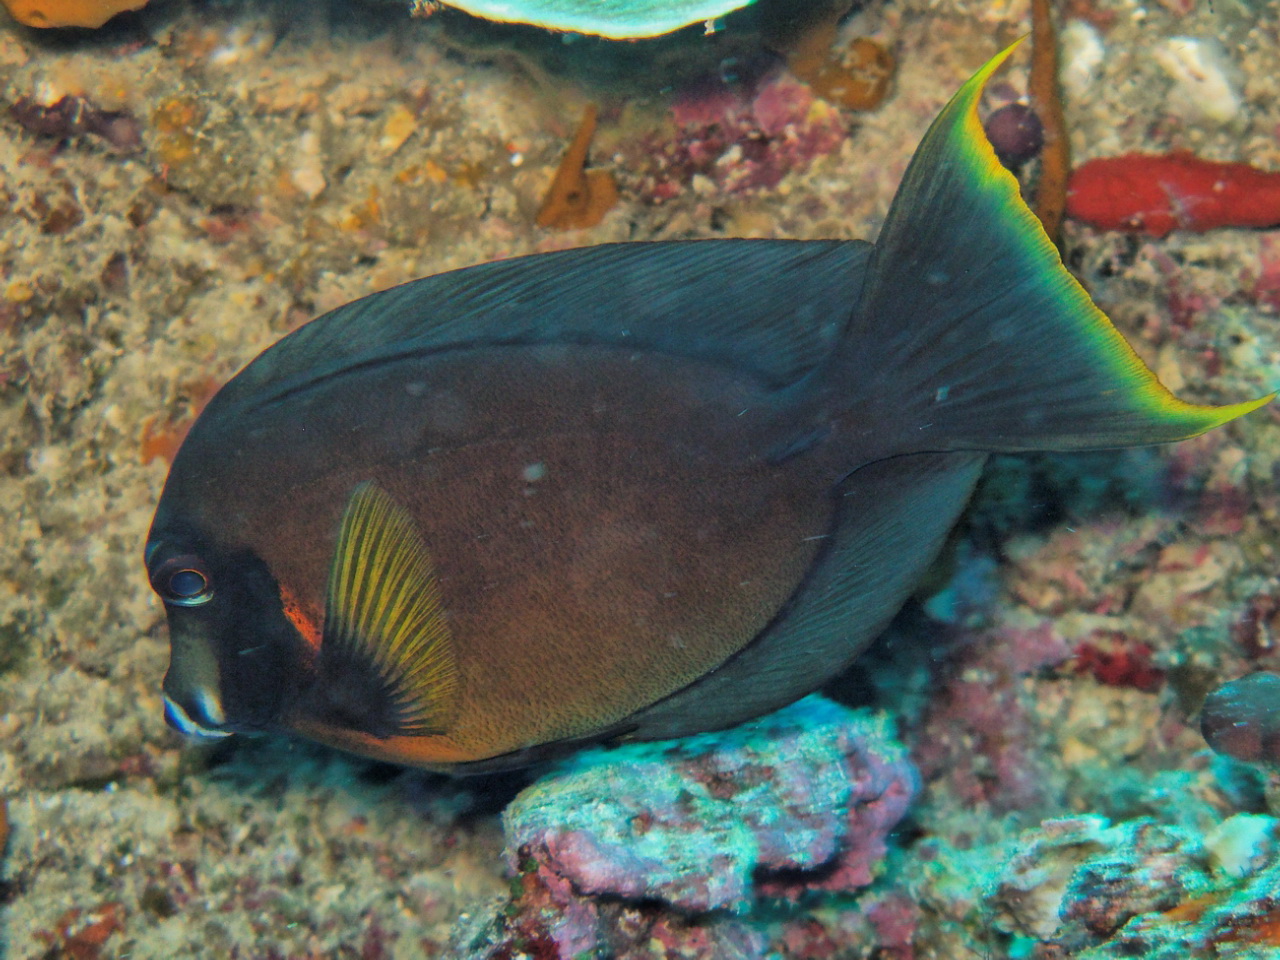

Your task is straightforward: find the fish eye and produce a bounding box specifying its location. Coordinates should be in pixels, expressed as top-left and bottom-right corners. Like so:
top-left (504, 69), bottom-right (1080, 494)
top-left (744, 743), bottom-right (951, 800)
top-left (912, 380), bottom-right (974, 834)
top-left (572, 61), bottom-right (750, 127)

top-left (168, 568), bottom-right (209, 599)
top-left (151, 555), bottom-right (214, 607)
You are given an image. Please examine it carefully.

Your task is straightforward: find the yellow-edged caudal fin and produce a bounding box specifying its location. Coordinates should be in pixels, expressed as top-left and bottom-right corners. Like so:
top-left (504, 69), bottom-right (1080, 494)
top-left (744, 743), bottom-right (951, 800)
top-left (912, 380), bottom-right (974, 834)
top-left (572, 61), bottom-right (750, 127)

top-left (314, 482), bottom-right (458, 738)
top-left (844, 40), bottom-right (1272, 454)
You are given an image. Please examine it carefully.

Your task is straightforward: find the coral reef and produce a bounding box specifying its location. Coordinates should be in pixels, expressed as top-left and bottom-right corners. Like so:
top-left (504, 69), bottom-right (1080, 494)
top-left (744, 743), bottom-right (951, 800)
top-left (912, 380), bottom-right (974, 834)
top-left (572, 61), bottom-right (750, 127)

top-left (2, 0), bottom-right (1280, 956)
top-left (453, 697), bottom-right (918, 957)
top-left (8, 94), bottom-right (141, 151)
top-left (633, 66), bottom-right (848, 202)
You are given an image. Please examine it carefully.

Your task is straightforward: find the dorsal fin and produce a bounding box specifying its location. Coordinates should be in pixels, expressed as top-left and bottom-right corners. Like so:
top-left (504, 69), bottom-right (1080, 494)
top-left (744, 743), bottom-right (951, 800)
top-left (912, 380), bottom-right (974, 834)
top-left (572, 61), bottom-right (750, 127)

top-left (309, 482), bottom-right (458, 738)
top-left (207, 239), bottom-right (870, 416)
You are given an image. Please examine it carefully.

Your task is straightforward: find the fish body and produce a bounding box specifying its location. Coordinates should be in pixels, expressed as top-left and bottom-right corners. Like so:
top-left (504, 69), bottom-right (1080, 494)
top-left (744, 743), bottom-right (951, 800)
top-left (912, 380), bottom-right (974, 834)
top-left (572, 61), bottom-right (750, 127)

top-left (148, 44), bottom-right (1271, 772)
top-left (168, 343), bottom-right (840, 764)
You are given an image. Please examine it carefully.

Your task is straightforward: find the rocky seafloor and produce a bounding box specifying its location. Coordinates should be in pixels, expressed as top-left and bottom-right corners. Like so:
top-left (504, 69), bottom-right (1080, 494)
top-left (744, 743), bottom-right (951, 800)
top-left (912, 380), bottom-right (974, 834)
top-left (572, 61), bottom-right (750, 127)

top-left (2, 0), bottom-right (1280, 957)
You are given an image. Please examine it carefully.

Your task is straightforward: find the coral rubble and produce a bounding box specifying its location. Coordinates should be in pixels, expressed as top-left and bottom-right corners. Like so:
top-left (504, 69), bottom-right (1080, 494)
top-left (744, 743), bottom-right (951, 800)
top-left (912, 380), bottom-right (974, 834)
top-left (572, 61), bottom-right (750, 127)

top-left (989, 813), bottom-right (1280, 957)
top-left (453, 697), bottom-right (918, 957)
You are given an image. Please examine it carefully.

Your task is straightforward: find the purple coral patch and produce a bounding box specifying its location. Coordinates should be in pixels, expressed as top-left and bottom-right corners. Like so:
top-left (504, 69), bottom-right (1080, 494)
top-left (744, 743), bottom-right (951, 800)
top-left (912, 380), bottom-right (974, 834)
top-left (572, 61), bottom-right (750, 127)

top-left (983, 101), bottom-right (1044, 171)
top-left (637, 71), bottom-right (848, 201)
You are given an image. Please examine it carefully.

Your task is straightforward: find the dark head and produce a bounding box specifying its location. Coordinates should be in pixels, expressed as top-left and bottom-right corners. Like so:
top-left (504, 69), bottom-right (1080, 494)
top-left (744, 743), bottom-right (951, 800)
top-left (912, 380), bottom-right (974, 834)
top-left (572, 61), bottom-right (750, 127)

top-left (142, 340), bottom-right (414, 748)
top-left (144, 381), bottom-right (329, 740)
top-left (146, 522), bottom-right (311, 739)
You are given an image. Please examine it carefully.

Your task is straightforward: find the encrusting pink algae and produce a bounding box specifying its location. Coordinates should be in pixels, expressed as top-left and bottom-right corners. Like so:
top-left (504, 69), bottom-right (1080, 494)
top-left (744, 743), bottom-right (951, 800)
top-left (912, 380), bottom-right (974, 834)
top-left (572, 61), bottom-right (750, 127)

top-left (457, 698), bottom-right (917, 957)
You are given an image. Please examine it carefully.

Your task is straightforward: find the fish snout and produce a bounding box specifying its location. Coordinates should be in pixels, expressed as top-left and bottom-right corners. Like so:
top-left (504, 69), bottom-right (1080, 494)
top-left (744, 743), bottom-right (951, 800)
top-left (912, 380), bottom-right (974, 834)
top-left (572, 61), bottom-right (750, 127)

top-left (162, 621), bottom-right (237, 738)
top-left (161, 613), bottom-right (290, 737)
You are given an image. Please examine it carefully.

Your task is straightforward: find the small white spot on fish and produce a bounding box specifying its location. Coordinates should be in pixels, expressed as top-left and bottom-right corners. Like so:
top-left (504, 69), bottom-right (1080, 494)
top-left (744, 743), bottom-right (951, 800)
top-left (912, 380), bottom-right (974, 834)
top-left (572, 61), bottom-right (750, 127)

top-left (522, 462), bottom-right (547, 483)
top-left (934, 386), bottom-right (951, 402)
top-left (802, 534), bottom-right (830, 542)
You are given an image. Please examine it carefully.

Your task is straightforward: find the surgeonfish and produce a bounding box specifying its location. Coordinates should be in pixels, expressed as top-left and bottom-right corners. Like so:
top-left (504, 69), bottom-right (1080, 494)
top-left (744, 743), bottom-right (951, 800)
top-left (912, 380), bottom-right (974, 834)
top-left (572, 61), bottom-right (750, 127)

top-left (146, 43), bottom-right (1272, 772)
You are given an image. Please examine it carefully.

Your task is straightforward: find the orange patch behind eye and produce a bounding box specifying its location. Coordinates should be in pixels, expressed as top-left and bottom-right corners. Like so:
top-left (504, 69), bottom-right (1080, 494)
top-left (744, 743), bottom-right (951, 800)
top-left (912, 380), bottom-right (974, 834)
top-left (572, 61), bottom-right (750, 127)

top-left (280, 584), bottom-right (322, 655)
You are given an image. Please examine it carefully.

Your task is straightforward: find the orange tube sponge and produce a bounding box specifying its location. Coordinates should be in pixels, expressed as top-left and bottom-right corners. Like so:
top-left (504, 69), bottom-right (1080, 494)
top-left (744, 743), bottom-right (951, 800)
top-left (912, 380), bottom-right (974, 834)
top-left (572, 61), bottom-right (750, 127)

top-left (536, 104), bottom-right (618, 231)
top-left (1029, 0), bottom-right (1069, 244)
top-left (1, 0), bottom-right (147, 28)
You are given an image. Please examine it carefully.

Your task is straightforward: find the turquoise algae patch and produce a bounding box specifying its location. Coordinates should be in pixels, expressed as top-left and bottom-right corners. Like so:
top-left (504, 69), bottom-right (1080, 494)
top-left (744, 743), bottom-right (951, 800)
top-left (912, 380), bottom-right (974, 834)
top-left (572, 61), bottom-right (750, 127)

top-left (500, 696), bottom-right (918, 914)
top-left (454, 697), bottom-right (919, 956)
top-left (436, 0), bottom-right (756, 38)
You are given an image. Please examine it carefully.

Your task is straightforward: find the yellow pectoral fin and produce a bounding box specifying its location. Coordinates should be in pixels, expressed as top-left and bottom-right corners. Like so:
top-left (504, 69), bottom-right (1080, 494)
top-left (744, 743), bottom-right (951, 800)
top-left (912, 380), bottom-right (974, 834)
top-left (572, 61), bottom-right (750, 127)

top-left (310, 481), bottom-right (459, 738)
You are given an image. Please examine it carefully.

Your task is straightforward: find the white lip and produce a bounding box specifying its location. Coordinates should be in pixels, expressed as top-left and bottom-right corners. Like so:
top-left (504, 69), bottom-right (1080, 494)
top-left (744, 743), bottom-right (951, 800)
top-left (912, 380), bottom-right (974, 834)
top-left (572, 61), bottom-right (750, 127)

top-left (196, 688), bottom-right (227, 726)
top-left (164, 694), bottom-right (233, 739)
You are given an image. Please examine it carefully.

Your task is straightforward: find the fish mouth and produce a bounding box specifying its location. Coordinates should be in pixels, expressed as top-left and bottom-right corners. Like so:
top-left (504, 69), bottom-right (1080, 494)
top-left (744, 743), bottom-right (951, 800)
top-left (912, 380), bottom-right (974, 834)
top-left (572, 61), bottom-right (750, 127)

top-left (163, 690), bottom-right (234, 740)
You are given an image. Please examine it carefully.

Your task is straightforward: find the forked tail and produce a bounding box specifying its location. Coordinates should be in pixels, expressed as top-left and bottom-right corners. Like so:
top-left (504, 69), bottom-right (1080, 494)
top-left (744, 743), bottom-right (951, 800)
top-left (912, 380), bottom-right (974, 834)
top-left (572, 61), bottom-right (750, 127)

top-left (816, 40), bottom-right (1271, 458)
